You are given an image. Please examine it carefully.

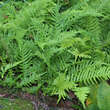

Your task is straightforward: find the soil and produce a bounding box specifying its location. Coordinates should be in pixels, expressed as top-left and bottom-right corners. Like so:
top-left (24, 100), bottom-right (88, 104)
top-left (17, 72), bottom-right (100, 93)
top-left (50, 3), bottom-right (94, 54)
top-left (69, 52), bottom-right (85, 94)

top-left (0, 87), bottom-right (82, 110)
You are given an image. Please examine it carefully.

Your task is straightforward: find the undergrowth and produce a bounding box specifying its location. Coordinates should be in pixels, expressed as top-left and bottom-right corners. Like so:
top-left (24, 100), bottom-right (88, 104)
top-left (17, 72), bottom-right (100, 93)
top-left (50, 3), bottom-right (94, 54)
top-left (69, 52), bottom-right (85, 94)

top-left (0, 0), bottom-right (110, 109)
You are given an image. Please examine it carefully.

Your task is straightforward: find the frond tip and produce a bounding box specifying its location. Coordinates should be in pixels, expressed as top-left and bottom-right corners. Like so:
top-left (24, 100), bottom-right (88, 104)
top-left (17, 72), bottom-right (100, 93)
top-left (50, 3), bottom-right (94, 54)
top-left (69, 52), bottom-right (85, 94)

top-left (51, 74), bottom-right (76, 103)
top-left (74, 87), bottom-right (90, 109)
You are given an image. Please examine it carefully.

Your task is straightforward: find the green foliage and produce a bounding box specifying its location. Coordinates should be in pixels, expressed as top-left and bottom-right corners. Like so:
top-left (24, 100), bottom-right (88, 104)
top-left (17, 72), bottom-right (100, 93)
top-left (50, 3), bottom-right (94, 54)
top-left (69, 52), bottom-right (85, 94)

top-left (71, 61), bottom-right (110, 85)
top-left (97, 82), bottom-right (110, 110)
top-left (74, 87), bottom-right (90, 108)
top-left (86, 82), bottom-right (110, 110)
top-left (51, 73), bottom-right (76, 103)
top-left (0, 0), bottom-right (110, 108)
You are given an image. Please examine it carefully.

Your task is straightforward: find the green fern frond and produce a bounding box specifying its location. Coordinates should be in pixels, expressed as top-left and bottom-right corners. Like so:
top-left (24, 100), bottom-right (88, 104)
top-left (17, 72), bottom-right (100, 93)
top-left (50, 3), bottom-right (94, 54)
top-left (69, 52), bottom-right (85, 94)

top-left (51, 73), bottom-right (76, 103)
top-left (0, 61), bottom-right (23, 78)
top-left (22, 84), bottom-right (41, 93)
top-left (74, 87), bottom-right (90, 109)
top-left (72, 61), bottom-right (110, 85)
top-left (17, 72), bottom-right (46, 88)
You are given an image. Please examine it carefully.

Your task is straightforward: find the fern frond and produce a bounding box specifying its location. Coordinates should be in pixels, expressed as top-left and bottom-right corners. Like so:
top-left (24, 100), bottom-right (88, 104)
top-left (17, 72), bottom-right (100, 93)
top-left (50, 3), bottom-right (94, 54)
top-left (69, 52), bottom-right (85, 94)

top-left (74, 87), bottom-right (90, 109)
top-left (0, 61), bottom-right (22, 78)
top-left (17, 72), bottom-right (46, 88)
top-left (72, 61), bottom-right (110, 85)
top-left (22, 84), bottom-right (41, 93)
top-left (51, 73), bottom-right (76, 103)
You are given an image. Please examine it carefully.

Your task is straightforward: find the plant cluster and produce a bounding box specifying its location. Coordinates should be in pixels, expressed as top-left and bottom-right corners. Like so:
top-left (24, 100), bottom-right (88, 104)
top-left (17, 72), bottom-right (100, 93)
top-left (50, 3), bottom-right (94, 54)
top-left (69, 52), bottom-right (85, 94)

top-left (0, 0), bottom-right (110, 109)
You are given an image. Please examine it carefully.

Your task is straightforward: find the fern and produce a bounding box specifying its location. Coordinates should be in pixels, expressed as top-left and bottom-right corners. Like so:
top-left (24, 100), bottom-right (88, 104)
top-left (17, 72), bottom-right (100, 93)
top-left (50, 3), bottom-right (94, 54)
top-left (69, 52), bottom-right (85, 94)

top-left (0, 61), bottom-right (22, 78)
top-left (51, 73), bottom-right (76, 103)
top-left (74, 87), bottom-right (90, 109)
top-left (0, 0), bottom-right (110, 108)
top-left (70, 61), bottom-right (110, 85)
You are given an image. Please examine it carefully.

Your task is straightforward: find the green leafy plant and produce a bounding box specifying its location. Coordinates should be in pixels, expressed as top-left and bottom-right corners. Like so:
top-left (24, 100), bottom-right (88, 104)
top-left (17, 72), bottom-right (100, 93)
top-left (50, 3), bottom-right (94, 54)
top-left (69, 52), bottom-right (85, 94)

top-left (86, 82), bottom-right (110, 110)
top-left (0, 0), bottom-right (110, 109)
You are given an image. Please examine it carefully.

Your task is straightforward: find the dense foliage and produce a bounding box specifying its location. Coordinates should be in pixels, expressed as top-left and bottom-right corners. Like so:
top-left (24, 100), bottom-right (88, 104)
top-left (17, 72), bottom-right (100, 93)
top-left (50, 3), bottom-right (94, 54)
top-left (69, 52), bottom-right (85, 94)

top-left (0, 0), bottom-right (110, 109)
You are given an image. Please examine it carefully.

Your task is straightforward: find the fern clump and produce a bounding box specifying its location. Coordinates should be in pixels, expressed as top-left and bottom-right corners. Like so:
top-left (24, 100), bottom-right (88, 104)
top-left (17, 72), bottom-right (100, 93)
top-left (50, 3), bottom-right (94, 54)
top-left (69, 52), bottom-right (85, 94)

top-left (0, 0), bottom-right (110, 108)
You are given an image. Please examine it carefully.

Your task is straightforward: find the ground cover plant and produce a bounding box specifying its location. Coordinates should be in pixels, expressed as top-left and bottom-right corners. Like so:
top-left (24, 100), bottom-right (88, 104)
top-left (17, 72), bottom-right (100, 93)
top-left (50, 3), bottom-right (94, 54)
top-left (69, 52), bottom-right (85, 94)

top-left (0, 0), bottom-right (110, 109)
